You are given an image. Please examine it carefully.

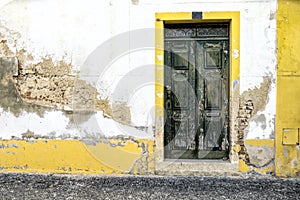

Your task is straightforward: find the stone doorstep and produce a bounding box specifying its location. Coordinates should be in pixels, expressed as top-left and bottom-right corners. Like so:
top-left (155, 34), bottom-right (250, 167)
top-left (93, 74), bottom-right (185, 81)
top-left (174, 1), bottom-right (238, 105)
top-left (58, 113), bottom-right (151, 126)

top-left (155, 160), bottom-right (241, 176)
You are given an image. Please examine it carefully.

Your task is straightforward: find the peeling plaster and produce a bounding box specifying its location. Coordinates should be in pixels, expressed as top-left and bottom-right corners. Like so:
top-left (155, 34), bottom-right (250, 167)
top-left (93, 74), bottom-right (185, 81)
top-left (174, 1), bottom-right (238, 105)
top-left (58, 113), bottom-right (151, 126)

top-left (245, 144), bottom-right (274, 168)
top-left (0, 57), bottom-right (50, 117)
top-left (240, 76), bottom-right (271, 116)
top-left (245, 113), bottom-right (269, 139)
top-left (0, 42), bottom-right (139, 140)
top-left (0, 108), bottom-right (71, 140)
top-left (131, 0), bottom-right (139, 5)
top-left (0, 13), bottom-right (143, 139)
top-left (235, 77), bottom-right (273, 168)
top-left (252, 114), bottom-right (267, 130)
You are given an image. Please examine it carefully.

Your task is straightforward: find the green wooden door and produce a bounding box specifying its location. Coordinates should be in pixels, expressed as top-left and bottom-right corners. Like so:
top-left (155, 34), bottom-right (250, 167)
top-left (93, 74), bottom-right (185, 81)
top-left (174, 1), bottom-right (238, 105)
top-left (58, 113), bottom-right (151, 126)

top-left (164, 23), bottom-right (229, 159)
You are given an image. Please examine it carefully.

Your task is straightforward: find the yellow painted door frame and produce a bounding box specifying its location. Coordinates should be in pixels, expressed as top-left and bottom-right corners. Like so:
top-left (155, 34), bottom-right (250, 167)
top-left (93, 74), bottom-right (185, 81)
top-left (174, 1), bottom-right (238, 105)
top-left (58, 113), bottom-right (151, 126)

top-left (155, 11), bottom-right (240, 172)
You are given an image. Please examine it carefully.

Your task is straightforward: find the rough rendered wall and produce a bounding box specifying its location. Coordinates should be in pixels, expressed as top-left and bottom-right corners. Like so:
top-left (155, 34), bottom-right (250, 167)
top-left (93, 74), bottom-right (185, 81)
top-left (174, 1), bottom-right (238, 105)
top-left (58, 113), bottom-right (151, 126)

top-left (0, 0), bottom-right (277, 174)
top-left (0, 0), bottom-right (153, 140)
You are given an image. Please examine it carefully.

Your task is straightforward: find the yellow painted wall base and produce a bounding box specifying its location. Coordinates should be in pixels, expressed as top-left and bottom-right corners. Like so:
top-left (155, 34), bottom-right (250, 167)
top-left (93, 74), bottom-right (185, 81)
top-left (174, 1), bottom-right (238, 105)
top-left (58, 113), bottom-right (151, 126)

top-left (239, 139), bottom-right (275, 175)
top-left (0, 139), bottom-right (154, 174)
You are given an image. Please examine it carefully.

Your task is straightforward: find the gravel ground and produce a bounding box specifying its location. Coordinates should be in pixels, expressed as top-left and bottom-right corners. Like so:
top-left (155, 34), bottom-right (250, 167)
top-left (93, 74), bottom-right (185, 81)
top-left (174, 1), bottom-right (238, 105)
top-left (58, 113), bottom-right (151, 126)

top-left (0, 173), bottom-right (299, 200)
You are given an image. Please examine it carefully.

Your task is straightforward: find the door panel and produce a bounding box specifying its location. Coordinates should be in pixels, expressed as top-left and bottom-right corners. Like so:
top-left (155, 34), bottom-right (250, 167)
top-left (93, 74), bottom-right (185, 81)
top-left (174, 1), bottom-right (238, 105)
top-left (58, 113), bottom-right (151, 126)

top-left (204, 115), bottom-right (222, 149)
top-left (204, 77), bottom-right (222, 110)
top-left (173, 70), bottom-right (189, 108)
top-left (173, 119), bottom-right (188, 149)
top-left (205, 49), bottom-right (222, 69)
top-left (164, 23), bottom-right (229, 159)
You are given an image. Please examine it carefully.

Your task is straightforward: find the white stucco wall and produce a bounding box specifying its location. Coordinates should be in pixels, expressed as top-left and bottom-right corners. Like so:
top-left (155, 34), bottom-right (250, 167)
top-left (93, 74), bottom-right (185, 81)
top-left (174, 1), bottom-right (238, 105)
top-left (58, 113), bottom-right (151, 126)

top-left (0, 0), bottom-right (276, 139)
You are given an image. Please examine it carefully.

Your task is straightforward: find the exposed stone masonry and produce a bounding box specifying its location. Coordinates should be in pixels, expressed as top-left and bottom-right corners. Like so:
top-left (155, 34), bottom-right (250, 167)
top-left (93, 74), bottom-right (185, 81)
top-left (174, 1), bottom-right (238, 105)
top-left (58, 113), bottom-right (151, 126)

top-left (236, 100), bottom-right (254, 163)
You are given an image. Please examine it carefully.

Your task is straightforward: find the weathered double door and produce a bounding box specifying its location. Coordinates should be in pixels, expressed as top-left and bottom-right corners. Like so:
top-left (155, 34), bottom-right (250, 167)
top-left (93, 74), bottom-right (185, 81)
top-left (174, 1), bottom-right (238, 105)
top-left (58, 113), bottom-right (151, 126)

top-left (164, 23), bottom-right (229, 159)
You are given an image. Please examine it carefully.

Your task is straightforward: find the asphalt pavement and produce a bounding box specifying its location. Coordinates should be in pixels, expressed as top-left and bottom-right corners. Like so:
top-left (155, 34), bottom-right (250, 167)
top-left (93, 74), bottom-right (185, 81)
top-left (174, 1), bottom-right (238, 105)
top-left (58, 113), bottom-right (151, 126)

top-left (0, 173), bottom-right (299, 199)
